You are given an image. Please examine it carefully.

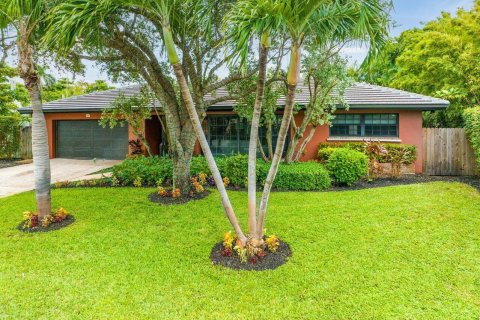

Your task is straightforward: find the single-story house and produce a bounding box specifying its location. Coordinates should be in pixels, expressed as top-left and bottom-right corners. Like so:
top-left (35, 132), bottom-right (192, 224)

top-left (19, 83), bottom-right (449, 173)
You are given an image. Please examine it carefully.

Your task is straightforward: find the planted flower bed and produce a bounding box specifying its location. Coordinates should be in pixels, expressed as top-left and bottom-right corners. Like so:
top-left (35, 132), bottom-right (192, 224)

top-left (210, 231), bottom-right (292, 271)
top-left (18, 208), bottom-right (74, 233)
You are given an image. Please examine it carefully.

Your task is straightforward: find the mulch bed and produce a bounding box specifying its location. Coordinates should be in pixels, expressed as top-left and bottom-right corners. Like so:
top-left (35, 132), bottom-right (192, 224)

top-left (148, 190), bottom-right (211, 205)
top-left (210, 239), bottom-right (292, 271)
top-left (330, 175), bottom-right (480, 192)
top-left (17, 215), bottom-right (75, 233)
top-left (0, 159), bottom-right (32, 169)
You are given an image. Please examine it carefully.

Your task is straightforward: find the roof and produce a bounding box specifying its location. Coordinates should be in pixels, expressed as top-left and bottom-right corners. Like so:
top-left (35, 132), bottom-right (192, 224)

top-left (19, 82), bottom-right (449, 114)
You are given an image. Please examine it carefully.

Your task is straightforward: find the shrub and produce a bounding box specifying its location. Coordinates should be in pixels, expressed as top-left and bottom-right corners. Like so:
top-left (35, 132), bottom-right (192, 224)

top-left (112, 156), bottom-right (172, 186)
top-left (317, 147), bottom-right (336, 163)
top-left (220, 154), bottom-right (249, 187)
top-left (269, 162), bottom-right (331, 191)
top-left (326, 148), bottom-right (368, 186)
top-left (464, 107), bottom-right (480, 171)
top-left (318, 142), bottom-right (417, 165)
top-left (0, 116), bottom-right (21, 159)
top-left (111, 154), bottom-right (331, 191)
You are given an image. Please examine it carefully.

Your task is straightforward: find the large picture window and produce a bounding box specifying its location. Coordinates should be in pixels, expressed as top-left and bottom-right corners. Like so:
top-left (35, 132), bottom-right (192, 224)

top-left (330, 113), bottom-right (398, 137)
top-left (206, 115), bottom-right (283, 156)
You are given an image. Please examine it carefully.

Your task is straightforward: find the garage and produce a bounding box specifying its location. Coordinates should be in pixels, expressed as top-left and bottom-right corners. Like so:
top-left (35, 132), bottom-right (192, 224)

top-left (55, 120), bottom-right (128, 160)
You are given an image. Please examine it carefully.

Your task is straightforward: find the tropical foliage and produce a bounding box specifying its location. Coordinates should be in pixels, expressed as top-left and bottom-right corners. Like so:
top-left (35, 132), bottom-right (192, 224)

top-left (463, 107), bottom-right (480, 170)
top-left (360, 1), bottom-right (480, 127)
top-left (0, 116), bottom-right (20, 158)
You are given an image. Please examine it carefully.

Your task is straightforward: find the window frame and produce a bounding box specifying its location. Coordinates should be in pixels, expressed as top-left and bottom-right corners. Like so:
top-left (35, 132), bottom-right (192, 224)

top-left (329, 113), bottom-right (399, 138)
top-left (205, 114), bottom-right (286, 156)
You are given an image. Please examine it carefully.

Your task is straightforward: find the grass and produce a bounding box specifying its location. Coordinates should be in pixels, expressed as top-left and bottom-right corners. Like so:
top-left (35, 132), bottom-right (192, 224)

top-left (0, 182), bottom-right (480, 319)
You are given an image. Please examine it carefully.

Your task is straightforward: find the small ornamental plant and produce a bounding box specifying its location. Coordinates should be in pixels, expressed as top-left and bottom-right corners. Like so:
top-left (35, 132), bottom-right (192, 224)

top-left (133, 176), bottom-right (143, 187)
top-left (223, 177), bottom-right (230, 187)
top-left (157, 186), bottom-right (168, 197)
top-left (198, 173), bottom-right (207, 185)
top-left (22, 208), bottom-right (70, 230)
top-left (220, 231), bottom-right (281, 264)
top-left (191, 177), bottom-right (205, 193)
top-left (110, 176), bottom-right (120, 187)
top-left (171, 188), bottom-right (181, 198)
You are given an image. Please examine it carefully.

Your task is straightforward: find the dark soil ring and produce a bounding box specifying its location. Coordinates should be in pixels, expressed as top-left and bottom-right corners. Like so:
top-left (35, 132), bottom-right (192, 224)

top-left (210, 239), bottom-right (292, 271)
top-left (17, 215), bottom-right (75, 233)
top-left (149, 190), bottom-right (211, 205)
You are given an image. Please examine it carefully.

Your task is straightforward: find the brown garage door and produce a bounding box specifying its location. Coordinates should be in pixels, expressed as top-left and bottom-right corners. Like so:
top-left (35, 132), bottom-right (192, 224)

top-left (55, 120), bottom-right (128, 160)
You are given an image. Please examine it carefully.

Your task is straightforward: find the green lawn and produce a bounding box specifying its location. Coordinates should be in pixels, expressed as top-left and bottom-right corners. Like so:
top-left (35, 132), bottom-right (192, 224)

top-left (1, 182), bottom-right (480, 319)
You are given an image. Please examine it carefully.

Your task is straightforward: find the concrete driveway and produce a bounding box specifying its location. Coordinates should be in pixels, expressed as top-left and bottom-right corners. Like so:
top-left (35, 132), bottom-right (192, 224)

top-left (0, 158), bottom-right (120, 198)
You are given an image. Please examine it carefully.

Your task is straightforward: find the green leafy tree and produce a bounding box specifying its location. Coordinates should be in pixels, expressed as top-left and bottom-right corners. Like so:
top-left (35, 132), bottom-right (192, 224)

top-left (0, 62), bottom-right (29, 115)
top-left (285, 43), bottom-right (352, 163)
top-left (361, 1), bottom-right (480, 127)
top-left (100, 88), bottom-right (153, 157)
top-left (46, 0), bottom-right (257, 195)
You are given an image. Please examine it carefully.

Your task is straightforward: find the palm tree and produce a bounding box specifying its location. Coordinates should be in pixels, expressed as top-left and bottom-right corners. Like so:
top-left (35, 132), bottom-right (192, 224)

top-left (0, 0), bottom-right (52, 218)
top-left (256, 0), bottom-right (390, 239)
top-left (224, 0), bottom-right (281, 240)
top-left (227, 0), bottom-right (391, 241)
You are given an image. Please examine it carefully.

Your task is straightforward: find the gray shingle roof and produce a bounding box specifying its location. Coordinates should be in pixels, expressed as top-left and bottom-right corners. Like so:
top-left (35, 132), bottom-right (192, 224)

top-left (19, 82), bottom-right (449, 114)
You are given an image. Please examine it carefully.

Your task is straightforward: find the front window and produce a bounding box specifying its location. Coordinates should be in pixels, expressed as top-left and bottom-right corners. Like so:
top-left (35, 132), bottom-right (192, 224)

top-left (205, 115), bottom-right (284, 156)
top-left (330, 113), bottom-right (398, 137)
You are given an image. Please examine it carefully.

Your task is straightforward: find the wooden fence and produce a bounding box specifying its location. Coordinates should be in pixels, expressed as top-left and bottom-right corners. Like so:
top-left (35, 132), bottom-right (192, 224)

top-left (18, 126), bottom-right (32, 159)
top-left (423, 128), bottom-right (478, 176)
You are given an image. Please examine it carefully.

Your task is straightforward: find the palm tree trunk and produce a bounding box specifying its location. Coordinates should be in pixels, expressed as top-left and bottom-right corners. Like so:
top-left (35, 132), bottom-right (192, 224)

top-left (247, 33), bottom-right (269, 238)
top-left (256, 44), bottom-right (301, 238)
top-left (17, 24), bottom-right (51, 218)
top-left (163, 25), bottom-right (247, 245)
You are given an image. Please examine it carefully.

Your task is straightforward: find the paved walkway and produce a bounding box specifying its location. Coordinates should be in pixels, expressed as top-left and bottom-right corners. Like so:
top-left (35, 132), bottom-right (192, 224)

top-left (0, 158), bottom-right (120, 198)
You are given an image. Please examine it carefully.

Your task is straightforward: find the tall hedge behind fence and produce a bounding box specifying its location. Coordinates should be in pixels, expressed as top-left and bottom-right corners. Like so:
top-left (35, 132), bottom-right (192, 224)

top-left (0, 116), bottom-right (21, 159)
top-left (464, 107), bottom-right (480, 170)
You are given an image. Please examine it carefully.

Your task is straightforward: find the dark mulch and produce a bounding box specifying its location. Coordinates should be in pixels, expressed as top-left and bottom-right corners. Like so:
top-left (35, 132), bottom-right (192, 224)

top-left (17, 215), bottom-right (75, 233)
top-left (210, 240), bottom-right (292, 271)
top-left (330, 175), bottom-right (480, 192)
top-left (148, 190), bottom-right (211, 205)
top-left (0, 159), bottom-right (32, 169)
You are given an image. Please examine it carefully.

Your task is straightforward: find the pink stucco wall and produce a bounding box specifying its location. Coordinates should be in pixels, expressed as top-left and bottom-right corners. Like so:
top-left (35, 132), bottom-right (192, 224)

top-left (295, 109), bottom-right (424, 173)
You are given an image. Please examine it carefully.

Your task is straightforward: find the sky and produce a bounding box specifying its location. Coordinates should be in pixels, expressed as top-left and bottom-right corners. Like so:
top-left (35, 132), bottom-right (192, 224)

top-left (13, 0), bottom-right (476, 85)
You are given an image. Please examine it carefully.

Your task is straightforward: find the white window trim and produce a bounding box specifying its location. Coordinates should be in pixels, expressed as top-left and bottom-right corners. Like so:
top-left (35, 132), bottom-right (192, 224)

top-left (327, 137), bottom-right (402, 143)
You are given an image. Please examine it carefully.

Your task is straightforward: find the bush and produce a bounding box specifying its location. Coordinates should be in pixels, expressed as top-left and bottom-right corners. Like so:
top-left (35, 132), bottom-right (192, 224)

top-left (318, 142), bottom-right (417, 165)
top-left (221, 154), bottom-right (249, 187)
top-left (271, 162), bottom-right (331, 191)
top-left (0, 116), bottom-right (20, 159)
top-left (317, 147), bottom-right (336, 163)
top-left (326, 148), bottom-right (368, 186)
top-left (112, 156), bottom-right (173, 186)
top-left (464, 107), bottom-right (480, 170)
top-left (111, 154), bottom-right (331, 191)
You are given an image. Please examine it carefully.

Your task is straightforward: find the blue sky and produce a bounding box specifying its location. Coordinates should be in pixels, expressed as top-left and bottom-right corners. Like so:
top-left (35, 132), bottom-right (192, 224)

top-left (56, 0), bottom-right (476, 83)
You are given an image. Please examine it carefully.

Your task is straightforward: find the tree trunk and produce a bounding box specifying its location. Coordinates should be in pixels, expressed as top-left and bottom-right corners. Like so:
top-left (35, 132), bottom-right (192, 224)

top-left (162, 25), bottom-right (247, 245)
top-left (266, 123), bottom-right (273, 160)
top-left (17, 24), bottom-right (51, 218)
top-left (173, 156), bottom-right (192, 193)
top-left (294, 125), bottom-right (317, 162)
top-left (247, 34), bottom-right (269, 238)
top-left (256, 44), bottom-right (301, 238)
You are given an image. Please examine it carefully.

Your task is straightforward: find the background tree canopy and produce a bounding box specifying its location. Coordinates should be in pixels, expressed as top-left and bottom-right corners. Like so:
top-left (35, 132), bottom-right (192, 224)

top-left (359, 0), bottom-right (480, 128)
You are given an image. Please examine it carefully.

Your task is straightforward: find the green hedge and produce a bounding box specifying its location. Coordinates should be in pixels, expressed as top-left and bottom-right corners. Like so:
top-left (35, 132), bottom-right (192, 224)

top-left (326, 148), bottom-right (368, 186)
top-left (464, 107), bottom-right (480, 170)
top-left (0, 116), bottom-right (20, 159)
top-left (111, 155), bottom-right (331, 191)
top-left (318, 141), bottom-right (417, 165)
